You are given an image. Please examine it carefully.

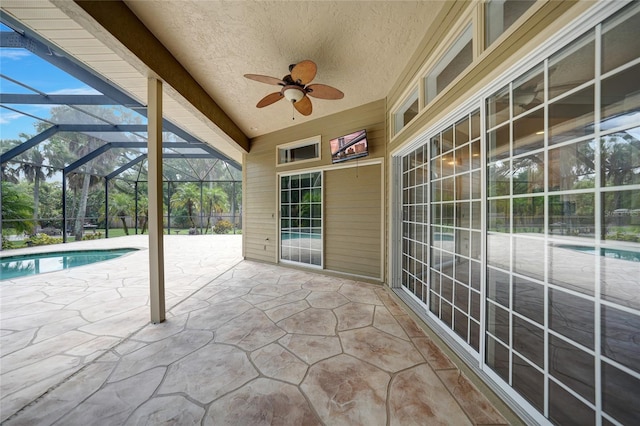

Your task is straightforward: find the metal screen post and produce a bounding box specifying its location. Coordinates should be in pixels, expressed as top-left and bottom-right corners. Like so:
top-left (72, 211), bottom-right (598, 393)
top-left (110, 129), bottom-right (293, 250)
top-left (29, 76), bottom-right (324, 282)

top-left (134, 181), bottom-right (139, 235)
top-left (104, 177), bottom-right (109, 238)
top-left (62, 171), bottom-right (67, 243)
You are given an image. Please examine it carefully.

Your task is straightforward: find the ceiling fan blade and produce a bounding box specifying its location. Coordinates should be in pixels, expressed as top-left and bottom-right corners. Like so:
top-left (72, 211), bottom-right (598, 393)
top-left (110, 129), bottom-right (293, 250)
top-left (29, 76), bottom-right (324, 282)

top-left (256, 92), bottom-right (283, 108)
top-left (290, 60), bottom-right (317, 85)
top-left (306, 84), bottom-right (344, 100)
top-left (294, 96), bottom-right (312, 116)
top-left (244, 74), bottom-right (285, 86)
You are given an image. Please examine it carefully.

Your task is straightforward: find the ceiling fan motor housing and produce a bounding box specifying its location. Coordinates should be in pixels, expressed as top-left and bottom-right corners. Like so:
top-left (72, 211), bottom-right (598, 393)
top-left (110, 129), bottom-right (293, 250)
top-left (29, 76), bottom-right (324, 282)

top-left (245, 60), bottom-right (342, 115)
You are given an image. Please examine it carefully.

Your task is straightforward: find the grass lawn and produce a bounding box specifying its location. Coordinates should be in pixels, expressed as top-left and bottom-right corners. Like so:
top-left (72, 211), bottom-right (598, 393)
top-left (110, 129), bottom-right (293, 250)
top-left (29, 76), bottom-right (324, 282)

top-left (3, 227), bottom-right (241, 250)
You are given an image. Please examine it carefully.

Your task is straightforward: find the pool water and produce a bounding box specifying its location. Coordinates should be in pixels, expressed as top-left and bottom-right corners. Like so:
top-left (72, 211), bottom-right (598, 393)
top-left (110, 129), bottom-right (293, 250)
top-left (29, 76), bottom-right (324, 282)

top-left (280, 232), bottom-right (321, 240)
top-left (559, 245), bottom-right (640, 262)
top-left (0, 248), bottom-right (138, 280)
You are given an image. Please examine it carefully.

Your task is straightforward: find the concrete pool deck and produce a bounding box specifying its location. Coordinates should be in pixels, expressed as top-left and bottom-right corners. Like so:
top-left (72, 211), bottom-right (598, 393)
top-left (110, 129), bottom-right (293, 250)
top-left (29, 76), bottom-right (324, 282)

top-left (1, 235), bottom-right (514, 425)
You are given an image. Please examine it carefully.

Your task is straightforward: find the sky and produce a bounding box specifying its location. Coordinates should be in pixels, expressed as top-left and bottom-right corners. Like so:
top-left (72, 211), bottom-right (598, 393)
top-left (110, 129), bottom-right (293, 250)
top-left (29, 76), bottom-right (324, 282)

top-left (0, 23), bottom-right (99, 143)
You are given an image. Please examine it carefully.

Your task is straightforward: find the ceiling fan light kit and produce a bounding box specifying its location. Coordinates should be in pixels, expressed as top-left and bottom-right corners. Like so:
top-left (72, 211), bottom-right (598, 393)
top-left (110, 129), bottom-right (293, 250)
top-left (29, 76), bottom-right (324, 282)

top-left (283, 86), bottom-right (305, 103)
top-left (244, 60), bottom-right (344, 118)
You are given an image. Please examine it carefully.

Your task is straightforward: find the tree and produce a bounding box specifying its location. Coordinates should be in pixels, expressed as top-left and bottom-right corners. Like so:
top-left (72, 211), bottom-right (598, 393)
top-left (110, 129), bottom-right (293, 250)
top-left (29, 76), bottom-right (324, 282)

top-left (203, 185), bottom-right (229, 233)
top-left (37, 181), bottom-right (63, 229)
top-left (171, 183), bottom-right (201, 228)
top-left (0, 136), bottom-right (55, 229)
top-left (38, 106), bottom-right (141, 240)
top-left (106, 192), bottom-right (134, 235)
top-left (1, 181), bottom-right (34, 234)
top-left (21, 147), bottom-right (57, 228)
top-left (136, 194), bottom-right (149, 234)
top-left (1, 139), bottom-right (22, 183)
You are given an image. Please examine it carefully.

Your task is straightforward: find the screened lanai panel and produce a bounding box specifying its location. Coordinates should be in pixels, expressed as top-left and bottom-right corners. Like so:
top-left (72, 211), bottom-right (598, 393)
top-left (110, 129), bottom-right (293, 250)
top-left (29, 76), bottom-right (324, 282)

top-left (0, 77), bottom-right (30, 94)
top-left (70, 148), bottom-right (145, 176)
top-left (77, 130), bottom-right (145, 144)
top-left (0, 104), bottom-right (52, 138)
top-left (164, 158), bottom-right (201, 180)
top-left (203, 159), bottom-right (242, 181)
top-left (34, 105), bottom-right (143, 126)
top-left (117, 159), bottom-right (148, 182)
top-left (0, 39), bottom-right (90, 96)
top-left (2, 19), bottom-right (240, 182)
top-left (164, 147), bottom-right (210, 156)
top-left (110, 156), bottom-right (243, 182)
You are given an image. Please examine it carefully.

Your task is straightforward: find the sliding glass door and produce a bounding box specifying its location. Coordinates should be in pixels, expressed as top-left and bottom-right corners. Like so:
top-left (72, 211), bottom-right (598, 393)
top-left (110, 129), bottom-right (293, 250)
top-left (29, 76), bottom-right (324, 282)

top-left (396, 4), bottom-right (640, 424)
top-left (280, 172), bottom-right (322, 267)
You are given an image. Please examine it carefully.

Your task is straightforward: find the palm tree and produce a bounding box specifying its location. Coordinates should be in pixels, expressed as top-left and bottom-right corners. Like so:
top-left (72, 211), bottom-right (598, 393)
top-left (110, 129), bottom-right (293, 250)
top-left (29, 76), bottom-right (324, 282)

top-left (107, 192), bottom-right (134, 235)
top-left (1, 139), bottom-right (22, 183)
top-left (136, 194), bottom-right (149, 234)
top-left (171, 183), bottom-right (201, 228)
top-left (1, 136), bottom-right (55, 229)
top-left (40, 106), bottom-right (139, 240)
top-left (203, 185), bottom-right (229, 233)
top-left (19, 147), bottom-right (56, 228)
top-left (1, 181), bottom-right (34, 234)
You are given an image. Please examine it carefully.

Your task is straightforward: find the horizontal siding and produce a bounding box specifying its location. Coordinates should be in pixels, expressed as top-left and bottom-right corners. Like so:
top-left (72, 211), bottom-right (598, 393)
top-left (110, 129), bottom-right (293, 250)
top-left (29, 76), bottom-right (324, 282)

top-left (244, 100), bottom-right (385, 274)
top-left (324, 164), bottom-right (381, 279)
top-left (387, 1), bottom-right (468, 108)
top-left (388, 0), bottom-right (583, 152)
top-left (243, 139), bottom-right (278, 261)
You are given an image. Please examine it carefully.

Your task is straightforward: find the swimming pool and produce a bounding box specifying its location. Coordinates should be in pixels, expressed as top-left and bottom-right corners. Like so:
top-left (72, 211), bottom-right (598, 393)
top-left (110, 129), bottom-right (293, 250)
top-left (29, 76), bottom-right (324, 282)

top-left (0, 248), bottom-right (138, 280)
top-left (280, 232), bottom-right (321, 240)
top-left (558, 245), bottom-right (640, 262)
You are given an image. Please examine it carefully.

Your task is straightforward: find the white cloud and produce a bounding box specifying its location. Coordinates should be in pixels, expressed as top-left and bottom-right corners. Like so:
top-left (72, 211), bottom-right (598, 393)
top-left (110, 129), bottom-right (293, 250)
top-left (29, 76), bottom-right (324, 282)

top-left (0, 49), bottom-right (31, 60)
top-left (0, 111), bottom-right (24, 125)
top-left (48, 87), bottom-right (101, 95)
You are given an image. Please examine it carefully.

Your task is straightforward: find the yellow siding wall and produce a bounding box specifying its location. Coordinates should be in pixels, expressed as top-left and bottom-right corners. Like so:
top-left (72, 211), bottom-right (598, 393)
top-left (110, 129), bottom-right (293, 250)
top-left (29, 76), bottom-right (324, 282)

top-left (244, 100), bottom-right (385, 278)
top-left (325, 164), bottom-right (382, 280)
top-left (387, 0), bottom-right (586, 153)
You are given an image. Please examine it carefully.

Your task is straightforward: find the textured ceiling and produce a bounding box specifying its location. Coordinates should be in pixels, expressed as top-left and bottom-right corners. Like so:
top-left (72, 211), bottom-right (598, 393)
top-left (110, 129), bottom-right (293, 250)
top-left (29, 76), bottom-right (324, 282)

top-left (124, 1), bottom-right (443, 139)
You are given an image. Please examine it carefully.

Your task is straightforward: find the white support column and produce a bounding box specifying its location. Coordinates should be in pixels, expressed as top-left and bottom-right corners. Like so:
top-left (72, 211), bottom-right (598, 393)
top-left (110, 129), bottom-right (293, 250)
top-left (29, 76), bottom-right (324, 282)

top-left (148, 77), bottom-right (165, 323)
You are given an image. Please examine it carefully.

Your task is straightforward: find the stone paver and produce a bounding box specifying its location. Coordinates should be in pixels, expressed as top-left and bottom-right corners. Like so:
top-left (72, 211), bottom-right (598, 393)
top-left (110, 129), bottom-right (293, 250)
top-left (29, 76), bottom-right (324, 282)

top-left (302, 354), bottom-right (390, 425)
top-left (1, 235), bottom-right (510, 425)
top-left (389, 364), bottom-right (473, 425)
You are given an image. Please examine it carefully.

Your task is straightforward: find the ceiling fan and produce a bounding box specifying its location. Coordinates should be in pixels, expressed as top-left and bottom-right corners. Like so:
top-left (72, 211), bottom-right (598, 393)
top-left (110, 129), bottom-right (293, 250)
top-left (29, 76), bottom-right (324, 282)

top-left (244, 60), bottom-right (344, 117)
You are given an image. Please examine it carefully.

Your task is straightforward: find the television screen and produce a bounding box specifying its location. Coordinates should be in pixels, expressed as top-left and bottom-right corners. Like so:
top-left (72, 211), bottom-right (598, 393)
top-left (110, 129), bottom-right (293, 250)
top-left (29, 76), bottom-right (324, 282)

top-left (329, 129), bottom-right (369, 163)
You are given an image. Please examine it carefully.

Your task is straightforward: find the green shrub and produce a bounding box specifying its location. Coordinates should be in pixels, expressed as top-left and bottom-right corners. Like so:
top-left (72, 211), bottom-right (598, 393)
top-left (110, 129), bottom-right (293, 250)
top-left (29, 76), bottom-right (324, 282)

top-left (213, 220), bottom-right (233, 234)
top-left (40, 227), bottom-right (62, 236)
top-left (82, 232), bottom-right (103, 241)
top-left (2, 236), bottom-right (13, 250)
top-left (26, 233), bottom-right (63, 246)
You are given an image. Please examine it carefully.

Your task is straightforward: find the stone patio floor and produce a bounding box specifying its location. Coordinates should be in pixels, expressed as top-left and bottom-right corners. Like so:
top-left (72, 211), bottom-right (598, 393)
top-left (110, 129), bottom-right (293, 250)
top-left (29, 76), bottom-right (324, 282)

top-left (1, 235), bottom-right (511, 425)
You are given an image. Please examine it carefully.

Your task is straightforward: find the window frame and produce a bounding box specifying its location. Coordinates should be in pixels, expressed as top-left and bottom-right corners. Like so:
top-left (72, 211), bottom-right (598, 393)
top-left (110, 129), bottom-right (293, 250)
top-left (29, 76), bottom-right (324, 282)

top-left (389, 2), bottom-right (478, 144)
top-left (276, 135), bottom-right (321, 167)
top-left (424, 23), bottom-right (474, 104)
top-left (391, 2), bottom-right (638, 425)
top-left (392, 87), bottom-right (420, 137)
top-left (278, 170), bottom-right (324, 269)
top-left (484, 0), bottom-right (538, 49)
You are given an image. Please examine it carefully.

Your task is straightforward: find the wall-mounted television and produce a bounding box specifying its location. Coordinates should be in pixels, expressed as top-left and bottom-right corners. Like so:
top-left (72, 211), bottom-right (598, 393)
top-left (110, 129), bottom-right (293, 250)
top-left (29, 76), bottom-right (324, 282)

top-left (329, 129), bottom-right (369, 164)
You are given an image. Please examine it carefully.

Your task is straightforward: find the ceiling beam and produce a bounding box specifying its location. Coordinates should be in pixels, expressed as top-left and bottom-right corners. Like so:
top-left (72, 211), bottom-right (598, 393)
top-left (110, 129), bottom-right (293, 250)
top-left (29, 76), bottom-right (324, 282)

top-left (65, 0), bottom-right (249, 153)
